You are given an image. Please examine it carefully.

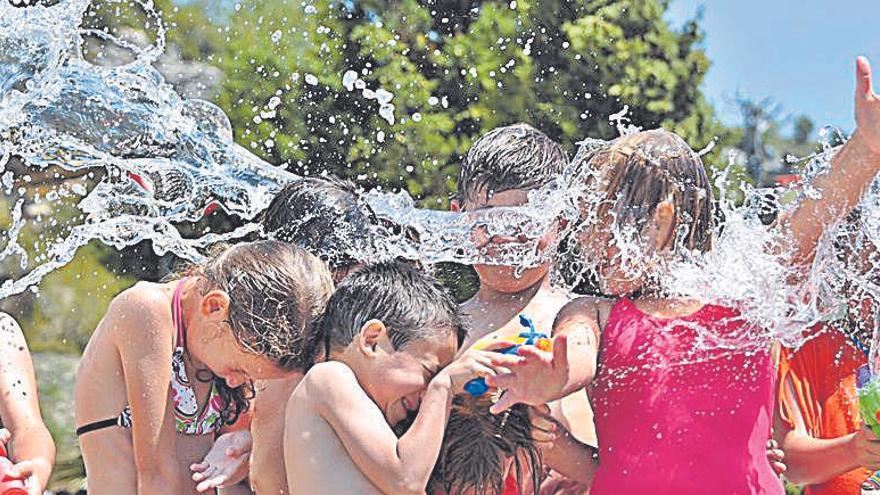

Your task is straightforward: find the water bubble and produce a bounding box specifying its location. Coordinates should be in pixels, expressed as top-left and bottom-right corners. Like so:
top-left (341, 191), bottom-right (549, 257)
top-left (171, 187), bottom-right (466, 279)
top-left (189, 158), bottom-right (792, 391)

top-left (342, 70), bottom-right (358, 91)
top-left (304, 73), bottom-right (319, 85)
top-left (411, 112), bottom-right (422, 122)
top-left (271, 30), bottom-right (283, 43)
top-left (428, 96), bottom-right (439, 106)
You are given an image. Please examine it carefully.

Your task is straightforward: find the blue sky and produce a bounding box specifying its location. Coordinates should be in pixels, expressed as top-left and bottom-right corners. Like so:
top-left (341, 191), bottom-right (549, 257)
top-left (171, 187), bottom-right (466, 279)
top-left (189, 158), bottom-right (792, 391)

top-left (666, 0), bottom-right (879, 135)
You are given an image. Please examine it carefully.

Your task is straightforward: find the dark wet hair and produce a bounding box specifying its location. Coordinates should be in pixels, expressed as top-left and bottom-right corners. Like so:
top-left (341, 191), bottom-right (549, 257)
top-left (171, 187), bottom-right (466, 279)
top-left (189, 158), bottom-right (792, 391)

top-left (192, 240), bottom-right (333, 424)
top-left (457, 123), bottom-right (567, 205)
top-left (315, 262), bottom-right (467, 359)
top-left (261, 176), bottom-right (379, 270)
top-left (428, 396), bottom-right (541, 495)
top-left (579, 129), bottom-right (714, 254)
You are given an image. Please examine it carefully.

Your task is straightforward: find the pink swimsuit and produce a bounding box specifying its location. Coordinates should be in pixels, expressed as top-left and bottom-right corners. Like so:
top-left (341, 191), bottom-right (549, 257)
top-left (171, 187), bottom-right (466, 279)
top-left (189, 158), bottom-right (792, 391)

top-left (589, 298), bottom-right (783, 494)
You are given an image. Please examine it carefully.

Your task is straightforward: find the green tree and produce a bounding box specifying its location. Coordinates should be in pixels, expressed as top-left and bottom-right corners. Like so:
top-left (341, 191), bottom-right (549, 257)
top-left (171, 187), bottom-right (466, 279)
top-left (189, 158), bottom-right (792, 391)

top-left (211, 0), bottom-right (726, 205)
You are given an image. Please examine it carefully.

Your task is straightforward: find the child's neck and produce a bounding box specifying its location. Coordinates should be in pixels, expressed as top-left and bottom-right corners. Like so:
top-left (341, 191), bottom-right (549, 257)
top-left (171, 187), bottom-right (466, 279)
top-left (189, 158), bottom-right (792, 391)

top-left (473, 272), bottom-right (548, 309)
top-left (630, 295), bottom-right (705, 319)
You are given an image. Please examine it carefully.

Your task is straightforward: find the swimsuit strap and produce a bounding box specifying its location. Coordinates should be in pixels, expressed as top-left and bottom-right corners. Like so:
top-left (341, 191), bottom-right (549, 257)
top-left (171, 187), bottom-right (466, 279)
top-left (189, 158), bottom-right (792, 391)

top-left (172, 277), bottom-right (189, 351)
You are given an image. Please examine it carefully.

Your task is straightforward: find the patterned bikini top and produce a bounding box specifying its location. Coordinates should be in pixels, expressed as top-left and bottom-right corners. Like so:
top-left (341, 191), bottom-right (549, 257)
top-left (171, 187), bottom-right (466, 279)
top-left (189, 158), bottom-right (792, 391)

top-left (170, 278), bottom-right (225, 435)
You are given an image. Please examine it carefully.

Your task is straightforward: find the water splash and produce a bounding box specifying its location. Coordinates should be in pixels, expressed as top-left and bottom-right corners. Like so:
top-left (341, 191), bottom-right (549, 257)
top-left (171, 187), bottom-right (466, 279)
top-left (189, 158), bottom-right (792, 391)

top-left (0, 0), bottom-right (578, 300)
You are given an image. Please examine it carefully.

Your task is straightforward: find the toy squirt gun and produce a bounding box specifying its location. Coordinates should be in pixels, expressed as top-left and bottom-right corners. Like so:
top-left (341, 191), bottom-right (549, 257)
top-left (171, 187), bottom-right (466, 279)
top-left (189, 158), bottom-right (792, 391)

top-left (464, 315), bottom-right (552, 397)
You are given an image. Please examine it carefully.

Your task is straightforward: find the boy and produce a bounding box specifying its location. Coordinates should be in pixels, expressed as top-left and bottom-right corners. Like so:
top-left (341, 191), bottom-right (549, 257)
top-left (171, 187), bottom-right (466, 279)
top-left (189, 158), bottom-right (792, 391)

top-left (451, 123), bottom-right (597, 489)
top-left (284, 262), bottom-right (517, 494)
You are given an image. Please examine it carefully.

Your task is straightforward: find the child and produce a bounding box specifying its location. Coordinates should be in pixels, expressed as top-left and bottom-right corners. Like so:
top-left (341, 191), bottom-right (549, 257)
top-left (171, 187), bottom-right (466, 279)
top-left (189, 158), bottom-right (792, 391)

top-left (0, 313), bottom-right (55, 495)
top-left (284, 262), bottom-right (518, 494)
top-left (451, 123), bottom-right (596, 492)
top-left (75, 240), bottom-right (333, 494)
top-left (487, 57), bottom-right (880, 493)
top-left (243, 175), bottom-right (383, 495)
top-left (775, 209), bottom-right (880, 493)
top-left (427, 396), bottom-right (542, 495)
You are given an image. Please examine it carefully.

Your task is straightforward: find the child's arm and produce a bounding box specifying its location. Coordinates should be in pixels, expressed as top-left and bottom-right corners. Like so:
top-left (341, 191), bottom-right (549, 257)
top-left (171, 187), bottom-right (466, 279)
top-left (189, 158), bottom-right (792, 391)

top-left (0, 314), bottom-right (55, 495)
top-left (529, 405), bottom-right (597, 486)
top-left (782, 57), bottom-right (880, 266)
top-left (487, 297), bottom-right (604, 414)
top-left (109, 290), bottom-right (182, 494)
top-left (775, 375), bottom-right (880, 483)
top-left (304, 351), bottom-right (517, 495)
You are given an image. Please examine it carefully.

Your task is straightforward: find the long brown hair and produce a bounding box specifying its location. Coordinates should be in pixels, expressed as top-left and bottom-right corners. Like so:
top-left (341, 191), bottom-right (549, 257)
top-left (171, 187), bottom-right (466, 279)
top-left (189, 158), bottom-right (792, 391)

top-left (187, 240), bottom-right (334, 425)
top-left (579, 129), bottom-right (715, 254)
top-left (427, 396), bottom-right (542, 495)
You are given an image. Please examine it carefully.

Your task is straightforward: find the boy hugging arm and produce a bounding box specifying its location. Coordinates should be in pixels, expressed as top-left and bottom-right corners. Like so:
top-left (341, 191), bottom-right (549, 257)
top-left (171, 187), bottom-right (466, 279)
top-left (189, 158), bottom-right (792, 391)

top-left (284, 262), bottom-right (518, 495)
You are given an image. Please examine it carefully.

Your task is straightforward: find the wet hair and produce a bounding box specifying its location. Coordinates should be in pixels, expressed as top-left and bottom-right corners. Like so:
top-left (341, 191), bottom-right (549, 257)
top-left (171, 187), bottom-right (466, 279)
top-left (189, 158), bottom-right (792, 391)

top-left (315, 262), bottom-right (467, 358)
top-left (828, 208), bottom-right (880, 347)
top-left (579, 129), bottom-right (714, 254)
top-left (427, 396), bottom-right (541, 495)
top-left (191, 240), bottom-right (334, 424)
top-left (261, 176), bottom-right (378, 270)
top-left (457, 123), bottom-right (568, 205)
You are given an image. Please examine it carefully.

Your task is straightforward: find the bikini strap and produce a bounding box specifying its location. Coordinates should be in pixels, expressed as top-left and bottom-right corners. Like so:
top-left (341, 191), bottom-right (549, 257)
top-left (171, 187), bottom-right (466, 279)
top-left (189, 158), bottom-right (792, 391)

top-left (172, 277), bottom-right (190, 350)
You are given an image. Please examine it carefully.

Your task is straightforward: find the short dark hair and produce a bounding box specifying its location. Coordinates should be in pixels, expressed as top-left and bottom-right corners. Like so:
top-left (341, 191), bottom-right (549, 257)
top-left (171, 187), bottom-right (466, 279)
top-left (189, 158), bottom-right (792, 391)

top-left (456, 123), bottom-right (568, 205)
top-left (315, 262), bottom-right (467, 358)
top-left (261, 176), bottom-right (378, 270)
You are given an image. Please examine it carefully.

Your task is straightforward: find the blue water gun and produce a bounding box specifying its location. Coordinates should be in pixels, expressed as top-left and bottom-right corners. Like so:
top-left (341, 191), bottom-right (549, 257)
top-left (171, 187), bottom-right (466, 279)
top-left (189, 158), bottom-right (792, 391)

top-left (464, 314), bottom-right (552, 397)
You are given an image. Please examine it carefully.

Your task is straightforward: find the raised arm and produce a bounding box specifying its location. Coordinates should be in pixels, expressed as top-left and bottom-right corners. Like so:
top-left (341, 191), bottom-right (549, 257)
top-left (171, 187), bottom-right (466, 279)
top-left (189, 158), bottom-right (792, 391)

top-left (109, 290), bottom-right (182, 494)
top-left (0, 314), bottom-right (55, 495)
top-left (487, 297), bottom-right (604, 414)
top-left (783, 57), bottom-right (880, 266)
top-left (307, 351), bottom-right (516, 495)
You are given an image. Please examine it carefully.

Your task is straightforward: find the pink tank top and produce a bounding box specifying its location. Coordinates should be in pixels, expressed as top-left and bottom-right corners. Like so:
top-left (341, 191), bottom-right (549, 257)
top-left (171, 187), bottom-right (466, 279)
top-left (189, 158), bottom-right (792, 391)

top-left (589, 298), bottom-right (783, 494)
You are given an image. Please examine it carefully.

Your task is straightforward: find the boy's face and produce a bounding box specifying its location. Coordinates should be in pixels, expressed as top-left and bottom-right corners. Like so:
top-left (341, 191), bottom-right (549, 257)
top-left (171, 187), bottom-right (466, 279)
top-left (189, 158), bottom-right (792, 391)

top-left (455, 188), bottom-right (557, 293)
top-left (363, 330), bottom-right (458, 426)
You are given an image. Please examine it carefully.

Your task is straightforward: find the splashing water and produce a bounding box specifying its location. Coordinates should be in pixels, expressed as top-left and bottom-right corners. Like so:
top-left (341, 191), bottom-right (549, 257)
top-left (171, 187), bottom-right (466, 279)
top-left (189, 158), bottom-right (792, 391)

top-left (0, 0), bottom-right (578, 300)
top-left (2, 0), bottom-right (879, 360)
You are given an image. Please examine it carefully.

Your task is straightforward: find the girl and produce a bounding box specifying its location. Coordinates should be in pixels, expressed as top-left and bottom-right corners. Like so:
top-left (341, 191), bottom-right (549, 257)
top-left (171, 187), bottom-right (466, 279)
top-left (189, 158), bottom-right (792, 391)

top-left (0, 313), bottom-right (55, 495)
top-left (775, 209), bottom-right (880, 493)
top-left (75, 240), bottom-right (333, 494)
top-left (486, 57), bottom-right (880, 493)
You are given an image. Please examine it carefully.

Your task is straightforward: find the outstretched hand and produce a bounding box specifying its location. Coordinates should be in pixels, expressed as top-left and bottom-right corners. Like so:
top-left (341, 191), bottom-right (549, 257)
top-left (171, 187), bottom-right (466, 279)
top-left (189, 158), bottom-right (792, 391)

top-left (485, 334), bottom-right (570, 415)
top-left (856, 56), bottom-right (880, 154)
top-left (190, 429), bottom-right (252, 492)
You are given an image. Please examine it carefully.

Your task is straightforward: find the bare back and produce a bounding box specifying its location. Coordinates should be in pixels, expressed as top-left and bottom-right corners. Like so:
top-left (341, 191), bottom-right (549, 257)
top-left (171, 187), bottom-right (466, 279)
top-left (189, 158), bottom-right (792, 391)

top-left (283, 369), bottom-right (383, 495)
top-left (250, 375), bottom-right (303, 495)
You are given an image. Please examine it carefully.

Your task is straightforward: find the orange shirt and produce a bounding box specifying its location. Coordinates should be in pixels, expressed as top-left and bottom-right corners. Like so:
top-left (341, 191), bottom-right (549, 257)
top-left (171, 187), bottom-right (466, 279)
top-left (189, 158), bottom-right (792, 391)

top-left (777, 324), bottom-right (869, 495)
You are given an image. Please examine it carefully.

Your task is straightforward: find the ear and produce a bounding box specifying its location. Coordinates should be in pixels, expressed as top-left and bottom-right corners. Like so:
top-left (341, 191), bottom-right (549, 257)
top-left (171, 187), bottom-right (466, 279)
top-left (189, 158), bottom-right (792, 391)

top-left (200, 290), bottom-right (231, 319)
top-left (450, 199), bottom-right (461, 213)
top-left (653, 201), bottom-right (676, 251)
top-left (357, 319), bottom-right (388, 357)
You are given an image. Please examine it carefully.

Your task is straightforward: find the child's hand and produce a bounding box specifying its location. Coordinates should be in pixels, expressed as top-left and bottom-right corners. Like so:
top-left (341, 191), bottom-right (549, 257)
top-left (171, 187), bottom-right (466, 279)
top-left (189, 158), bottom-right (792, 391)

top-left (766, 439), bottom-right (786, 476)
top-left (436, 349), bottom-right (521, 394)
top-left (8, 459), bottom-right (51, 495)
top-left (853, 424), bottom-right (880, 471)
top-left (190, 429), bottom-right (252, 492)
top-left (855, 57), bottom-right (880, 155)
top-left (485, 334), bottom-right (570, 415)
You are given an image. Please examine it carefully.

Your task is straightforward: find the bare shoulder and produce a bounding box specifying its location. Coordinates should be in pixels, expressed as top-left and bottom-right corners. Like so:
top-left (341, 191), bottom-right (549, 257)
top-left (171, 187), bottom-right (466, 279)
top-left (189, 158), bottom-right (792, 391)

top-left (554, 296), bottom-right (615, 337)
top-left (102, 281), bottom-right (173, 346)
top-left (301, 362), bottom-right (359, 399)
top-left (0, 313), bottom-right (27, 348)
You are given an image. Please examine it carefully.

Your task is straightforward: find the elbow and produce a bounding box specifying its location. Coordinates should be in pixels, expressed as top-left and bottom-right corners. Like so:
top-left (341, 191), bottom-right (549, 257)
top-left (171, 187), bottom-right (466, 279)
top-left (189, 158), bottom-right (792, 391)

top-left (396, 483), bottom-right (427, 495)
top-left (394, 473), bottom-right (428, 495)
